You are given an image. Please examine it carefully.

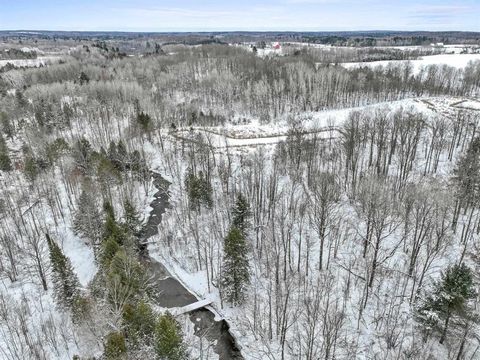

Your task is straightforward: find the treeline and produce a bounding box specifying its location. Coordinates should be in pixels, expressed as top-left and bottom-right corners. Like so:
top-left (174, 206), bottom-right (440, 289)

top-left (300, 33), bottom-right (480, 46)
top-left (1, 44), bottom-right (479, 132)
top-left (283, 45), bottom-right (442, 63)
top-left (0, 48), bottom-right (37, 60)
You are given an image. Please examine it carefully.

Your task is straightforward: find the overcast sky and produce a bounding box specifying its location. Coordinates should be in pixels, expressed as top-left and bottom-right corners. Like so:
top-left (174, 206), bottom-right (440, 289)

top-left (1, 0), bottom-right (479, 32)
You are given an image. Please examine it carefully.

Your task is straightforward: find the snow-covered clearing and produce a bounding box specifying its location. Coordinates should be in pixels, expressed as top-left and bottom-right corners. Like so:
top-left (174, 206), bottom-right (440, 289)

top-left (451, 99), bottom-right (480, 111)
top-left (340, 53), bottom-right (480, 74)
top-left (169, 96), bottom-right (468, 150)
top-left (0, 56), bottom-right (63, 68)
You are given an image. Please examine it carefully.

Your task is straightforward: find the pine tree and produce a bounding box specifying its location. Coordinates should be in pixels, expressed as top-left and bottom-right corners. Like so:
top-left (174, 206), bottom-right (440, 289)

top-left (23, 154), bottom-right (38, 182)
top-left (101, 236), bottom-right (121, 267)
top-left (154, 312), bottom-right (187, 360)
top-left (0, 111), bottom-right (14, 139)
top-left (185, 169), bottom-right (213, 211)
top-left (0, 134), bottom-right (12, 171)
top-left (73, 137), bottom-right (93, 172)
top-left (416, 263), bottom-right (475, 344)
top-left (232, 193), bottom-right (251, 236)
top-left (46, 137), bottom-right (70, 164)
top-left (15, 90), bottom-right (27, 109)
top-left (122, 301), bottom-right (156, 344)
top-left (117, 140), bottom-right (128, 168)
top-left (123, 199), bottom-right (142, 238)
top-left (79, 71), bottom-right (90, 85)
top-left (221, 226), bottom-right (250, 305)
top-left (73, 181), bottom-right (102, 248)
top-left (107, 140), bottom-right (118, 167)
top-left (137, 111), bottom-right (153, 133)
top-left (46, 233), bottom-right (80, 309)
top-left (71, 295), bottom-right (92, 324)
top-left (185, 169), bottom-right (199, 211)
top-left (103, 200), bottom-right (124, 243)
top-left (104, 331), bottom-right (127, 360)
top-left (198, 170), bottom-right (213, 208)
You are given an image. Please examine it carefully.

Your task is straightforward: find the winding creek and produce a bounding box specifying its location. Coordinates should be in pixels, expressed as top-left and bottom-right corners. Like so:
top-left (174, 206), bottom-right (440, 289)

top-left (140, 172), bottom-right (243, 359)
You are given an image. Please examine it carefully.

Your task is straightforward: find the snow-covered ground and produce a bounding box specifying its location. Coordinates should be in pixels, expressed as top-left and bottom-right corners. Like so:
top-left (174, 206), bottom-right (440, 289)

top-left (2, 33), bottom-right (480, 358)
top-left (451, 99), bottom-right (480, 111)
top-left (143, 93), bottom-right (480, 359)
top-left (340, 53), bottom-right (480, 74)
top-left (0, 56), bottom-right (63, 68)
top-left (169, 97), bottom-right (459, 149)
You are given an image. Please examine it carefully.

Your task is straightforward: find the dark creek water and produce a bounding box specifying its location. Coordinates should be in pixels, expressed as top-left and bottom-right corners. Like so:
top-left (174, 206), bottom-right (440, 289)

top-left (141, 172), bottom-right (244, 359)
top-left (190, 308), bottom-right (243, 359)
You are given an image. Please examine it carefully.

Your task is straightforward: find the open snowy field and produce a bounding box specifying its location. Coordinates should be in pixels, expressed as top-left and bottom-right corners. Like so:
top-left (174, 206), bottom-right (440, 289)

top-left (451, 99), bottom-right (480, 110)
top-left (170, 96), bottom-right (476, 149)
top-left (340, 53), bottom-right (480, 74)
top-left (0, 55), bottom-right (63, 68)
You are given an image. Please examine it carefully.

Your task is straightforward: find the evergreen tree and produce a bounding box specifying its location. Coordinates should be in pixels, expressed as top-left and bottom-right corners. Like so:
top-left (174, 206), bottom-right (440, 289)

top-left (231, 193), bottom-right (251, 236)
top-left (103, 200), bottom-right (124, 244)
top-left (46, 233), bottom-right (80, 309)
top-left (79, 71), bottom-right (90, 85)
top-left (154, 312), bottom-right (187, 360)
top-left (155, 43), bottom-right (164, 55)
top-left (46, 137), bottom-right (70, 164)
top-left (107, 140), bottom-right (118, 167)
top-left (122, 301), bottom-right (156, 344)
top-left (104, 331), bottom-right (127, 360)
top-left (185, 168), bottom-right (213, 211)
top-left (184, 169), bottom-right (198, 210)
top-left (71, 295), bottom-right (92, 324)
top-left (137, 111), bottom-right (153, 133)
top-left (416, 263), bottom-right (475, 344)
top-left (34, 98), bottom-right (47, 127)
top-left (104, 200), bottom-right (115, 220)
top-left (73, 181), bottom-right (102, 248)
top-left (198, 171), bottom-right (213, 208)
top-left (23, 154), bottom-right (38, 182)
top-left (0, 134), bottom-right (12, 171)
top-left (101, 236), bottom-right (121, 267)
top-left (73, 137), bottom-right (93, 172)
top-left (117, 140), bottom-right (128, 167)
top-left (15, 90), bottom-right (27, 109)
top-left (123, 199), bottom-right (143, 238)
top-left (220, 226), bottom-right (250, 305)
top-left (61, 102), bottom-right (74, 126)
top-left (0, 111), bottom-right (14, 139)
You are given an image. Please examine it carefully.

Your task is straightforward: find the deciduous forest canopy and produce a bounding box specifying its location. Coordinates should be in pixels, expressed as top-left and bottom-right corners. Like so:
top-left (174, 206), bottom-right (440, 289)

top-left (1, 29), bottom-right (480, 359)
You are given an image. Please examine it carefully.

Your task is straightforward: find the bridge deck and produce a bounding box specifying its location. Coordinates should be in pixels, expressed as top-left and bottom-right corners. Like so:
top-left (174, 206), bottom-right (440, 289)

top-left (171, 298), bottom-right (214, 316)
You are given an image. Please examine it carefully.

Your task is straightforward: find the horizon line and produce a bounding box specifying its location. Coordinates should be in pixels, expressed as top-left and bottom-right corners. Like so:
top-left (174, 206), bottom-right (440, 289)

top-left (2, 29), bottom-right (480, 34)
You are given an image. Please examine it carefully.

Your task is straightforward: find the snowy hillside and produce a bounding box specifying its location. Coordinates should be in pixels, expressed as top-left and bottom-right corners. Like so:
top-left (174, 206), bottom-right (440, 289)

top-left (1, 32), bottom-right (480, 360)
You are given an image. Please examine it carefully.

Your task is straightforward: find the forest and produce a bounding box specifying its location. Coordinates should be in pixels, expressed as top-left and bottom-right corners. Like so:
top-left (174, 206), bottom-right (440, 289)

top-left (0, 32), bottom-right (480, 359)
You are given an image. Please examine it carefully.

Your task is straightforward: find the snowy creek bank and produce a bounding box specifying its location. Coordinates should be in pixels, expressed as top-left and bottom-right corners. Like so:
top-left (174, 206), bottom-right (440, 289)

top-left (141, 172), bottom-right (243, 359)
